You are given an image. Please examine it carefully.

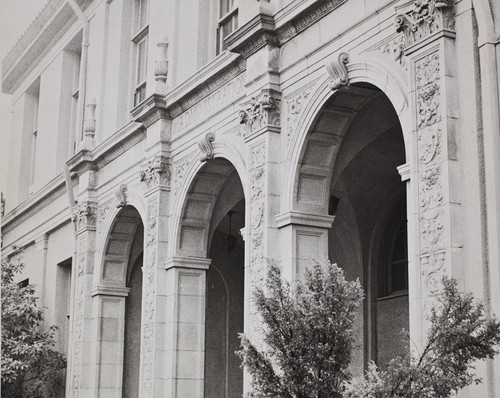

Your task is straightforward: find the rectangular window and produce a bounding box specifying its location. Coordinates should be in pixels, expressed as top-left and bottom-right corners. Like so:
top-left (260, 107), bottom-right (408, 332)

top-left (56, 258), bottom-right (72, 356)
top-left (70, 51), bottom-right (81, 150)
top-left (217, 0), bottom-right (238, 55)
top-left (132, 0), bottom-right (149, 107)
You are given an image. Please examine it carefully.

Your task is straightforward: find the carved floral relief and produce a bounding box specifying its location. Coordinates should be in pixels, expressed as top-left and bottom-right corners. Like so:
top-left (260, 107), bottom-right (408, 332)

top-left (140, 156), bottom-right (171, 190)
top-left (240, 90), bottom-right (281, 136)
top-left (285, 87), bottom-right (313, 145)
top-left (395, 0), bottom-right (455, 48)
top-left (419, 166), bottom-right (444, 210)
top-left (416, 51), bottom-right (441, 128)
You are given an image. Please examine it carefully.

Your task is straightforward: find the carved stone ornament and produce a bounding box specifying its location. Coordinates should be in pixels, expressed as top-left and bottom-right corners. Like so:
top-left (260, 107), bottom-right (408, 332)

top-left (198, 132), bottom-right (215, 162)
top-left (395, 0), bottom-right (455, 49)
top-left (416, 52), bottom-right (441, 128)
top-left (420, 207), bottom-right (444, 254)
top-left (286, 86), bottom-right (314, 144)
top-left (154, 38), bottom-right (169, 81)
top-left (173, 157), bottom-right (192, 195)
top-left (83, 99), bottom-right (97, 138)
top-left (418, 124), bottom-right (441, 164)
top-left (140, 156), bottom-right (171, 190)
top-left (239, 90), bottom-right (281, 136)
top-left (97, 201), bottom-right (112, 235)
top-left (377, 35), bottom-right (407, 71)
top-left (421, 250), bottom-right (446, 296)
top-left (419, 166), bottom-right (444, 210)
top-left (142, 197), bottom-right (158, 392)
top-left (325, 52), bottom-right (350, 91)
top-left (115, 184), bottom-right (127, 208)
top-left (72, 201), bottom-right (97, 231)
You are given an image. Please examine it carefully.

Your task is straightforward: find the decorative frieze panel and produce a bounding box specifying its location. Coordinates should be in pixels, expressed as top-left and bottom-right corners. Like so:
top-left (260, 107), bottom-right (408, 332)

top-left (395, 0), bottom-right (455, 49)
top-left (239, 89), bottom-right (281, 137)
top-left (415, 52), bottom-right (441, 128)
top-left (249, 142), bottom-right (267, 292)
top-left (72, 201), bottom-right (97, 233)
top-left (140, 156), bottom-right (171, 190)
top-left (142, 197), bottom-right (158, 393)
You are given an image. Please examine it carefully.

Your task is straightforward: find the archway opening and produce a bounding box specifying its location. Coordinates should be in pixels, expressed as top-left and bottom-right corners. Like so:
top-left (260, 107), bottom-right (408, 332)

top-left (296, 83), bottom-right (408, 372)
top-left (100, 205), bottom-right (143, 397)
top-left (178, 158), bottom-right (245, 398)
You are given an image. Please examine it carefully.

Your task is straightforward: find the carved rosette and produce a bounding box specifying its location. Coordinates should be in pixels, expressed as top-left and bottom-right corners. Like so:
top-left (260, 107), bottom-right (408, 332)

top-left (72, 201), bottom-right (97, 233)
top-left (395, 0), bottom-right (455, 49)
top-left (239, 90), bottom-right (281, 137)
top-left (285, 86), bottom-right (314, 145)
top-left (142, 197), bottom-right (158, 392)
top-left (140, 156), bottom-right (171, 190)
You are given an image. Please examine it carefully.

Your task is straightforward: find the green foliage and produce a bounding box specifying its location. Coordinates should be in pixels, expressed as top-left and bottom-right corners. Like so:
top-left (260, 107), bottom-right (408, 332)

top-left (344, 277), bottom-right (500, 398)
top-left (237, 260), bottom-right (363, 398)
top-left (1, 259), bottom-right (66, 398)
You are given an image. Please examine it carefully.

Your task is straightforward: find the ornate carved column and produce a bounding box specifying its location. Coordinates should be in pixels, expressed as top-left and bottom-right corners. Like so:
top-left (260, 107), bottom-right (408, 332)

top-left (138, 155), bottom-right (171, 397)
top-left (239, 88), bottom-right (282, 342)
top-left (68, 200), bottom-right (98, 398)
top-left (395, 0), bottom-right (460, 348)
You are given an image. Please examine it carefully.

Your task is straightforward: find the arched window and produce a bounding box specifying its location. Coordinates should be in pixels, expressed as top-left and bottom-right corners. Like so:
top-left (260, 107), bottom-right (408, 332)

top-left (378, 198), bottom-right (408, 298)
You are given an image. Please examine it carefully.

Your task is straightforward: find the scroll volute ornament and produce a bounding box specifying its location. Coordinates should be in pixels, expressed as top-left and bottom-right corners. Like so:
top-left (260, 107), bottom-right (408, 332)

top-left (198, 132), bottom-right (215, 162)
top-left (395, 0), bottom-right (455, 48)
top-left (326, 52), bottom-right (350, 91)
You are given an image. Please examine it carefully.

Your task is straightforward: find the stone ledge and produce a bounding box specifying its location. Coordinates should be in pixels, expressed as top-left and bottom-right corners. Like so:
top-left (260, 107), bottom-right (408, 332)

top-left (91, 286), bottom-right (130, 297)
top-left (164, 257), bottom-right (212, 270)
top-left (275, 211), bottom-right (335, 229)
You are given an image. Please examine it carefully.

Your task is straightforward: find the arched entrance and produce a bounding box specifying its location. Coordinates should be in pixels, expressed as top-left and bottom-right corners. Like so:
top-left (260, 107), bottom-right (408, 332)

top-left (176, 157), bottom-right (245, 398)
top-left (292, 83), bottom-right (408, 371)
top-left (97, 205), bottom-right (144, 397)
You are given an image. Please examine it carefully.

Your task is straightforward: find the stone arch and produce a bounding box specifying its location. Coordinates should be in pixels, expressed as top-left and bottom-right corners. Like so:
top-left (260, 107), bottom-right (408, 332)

top-left (171, 140), bottom-right (247, 258)
top-left (95, 186), bottom-right (147, 276)
top-left (93, 204), bottom-right (145, 397)
top-left (283, 53), bottom-right (411, 214)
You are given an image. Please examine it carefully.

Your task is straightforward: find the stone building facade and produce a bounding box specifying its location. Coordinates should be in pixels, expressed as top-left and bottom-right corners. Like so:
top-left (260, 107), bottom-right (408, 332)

top-left (2, 0), bottom-right (500, 397)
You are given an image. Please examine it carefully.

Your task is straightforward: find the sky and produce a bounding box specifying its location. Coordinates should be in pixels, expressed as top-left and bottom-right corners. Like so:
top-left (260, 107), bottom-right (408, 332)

top-left (0, 0), bottom-right (47, 199)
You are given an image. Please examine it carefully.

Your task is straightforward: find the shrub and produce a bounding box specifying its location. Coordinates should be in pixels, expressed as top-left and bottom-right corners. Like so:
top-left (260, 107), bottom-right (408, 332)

top-left (1, 258), bottom-right (66, 398)
top-left (237, 260), bottom-right (363, 398)
top-left (344, 277), bottom-right (500, 398)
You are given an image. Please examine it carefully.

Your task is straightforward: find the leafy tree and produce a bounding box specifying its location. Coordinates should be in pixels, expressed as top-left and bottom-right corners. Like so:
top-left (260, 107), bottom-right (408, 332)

top-left (344, 277), bottom-right (500, 398)
top-left (237, 260), bottom-right (363, 398)
top-left (1, 258), bottom-right (66, 398)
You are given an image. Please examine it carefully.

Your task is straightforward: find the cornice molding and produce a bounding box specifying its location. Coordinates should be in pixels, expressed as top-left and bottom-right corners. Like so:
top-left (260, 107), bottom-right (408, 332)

top-left (2, 174), bottom-right (73, 233)
top-left (2, 1), bottom-right (77, 94)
